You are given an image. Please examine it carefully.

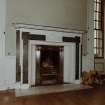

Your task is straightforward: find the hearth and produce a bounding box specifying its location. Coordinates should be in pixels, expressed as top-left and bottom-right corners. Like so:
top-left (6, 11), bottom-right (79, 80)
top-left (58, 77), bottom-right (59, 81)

top-left (36, 45), bottom-right (64, 85)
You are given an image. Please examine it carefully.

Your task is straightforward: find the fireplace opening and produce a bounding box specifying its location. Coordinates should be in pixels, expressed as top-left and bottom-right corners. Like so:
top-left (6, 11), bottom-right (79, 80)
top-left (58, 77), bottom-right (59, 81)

top-left (36, 45), bottom-right (64, 86)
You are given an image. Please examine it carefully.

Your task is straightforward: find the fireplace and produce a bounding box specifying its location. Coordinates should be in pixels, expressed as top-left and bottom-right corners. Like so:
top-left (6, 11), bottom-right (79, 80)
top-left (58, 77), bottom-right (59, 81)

top-left (36, 45), bottom-right (64, 85)
top-left (15, 24), bottom-right (82, 88)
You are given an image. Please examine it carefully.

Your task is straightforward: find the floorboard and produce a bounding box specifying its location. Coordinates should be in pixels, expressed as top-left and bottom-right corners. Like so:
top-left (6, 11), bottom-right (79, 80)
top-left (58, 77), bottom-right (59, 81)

top-left (0, 85), bottom-right (105, 105)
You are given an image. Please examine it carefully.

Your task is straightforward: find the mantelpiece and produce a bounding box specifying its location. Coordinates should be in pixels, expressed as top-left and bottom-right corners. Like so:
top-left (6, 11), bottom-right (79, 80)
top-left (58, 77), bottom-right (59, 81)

top-left (15, 24), bottom-right (84, 88)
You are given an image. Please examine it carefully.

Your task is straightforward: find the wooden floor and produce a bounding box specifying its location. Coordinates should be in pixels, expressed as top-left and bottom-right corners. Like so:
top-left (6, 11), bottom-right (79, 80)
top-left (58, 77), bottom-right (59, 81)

top-left (0, 85), bottom-right (105, 105)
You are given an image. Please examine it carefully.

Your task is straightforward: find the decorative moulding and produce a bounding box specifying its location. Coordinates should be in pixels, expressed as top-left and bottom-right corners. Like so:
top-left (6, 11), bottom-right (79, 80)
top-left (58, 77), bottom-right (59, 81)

top-left (12, 23), bottom-right (86, 34)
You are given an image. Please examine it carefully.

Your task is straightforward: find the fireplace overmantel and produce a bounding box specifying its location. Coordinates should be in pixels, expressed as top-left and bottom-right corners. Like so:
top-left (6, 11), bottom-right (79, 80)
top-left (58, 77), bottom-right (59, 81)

top-left (16, 24), bottom-right (83, 88)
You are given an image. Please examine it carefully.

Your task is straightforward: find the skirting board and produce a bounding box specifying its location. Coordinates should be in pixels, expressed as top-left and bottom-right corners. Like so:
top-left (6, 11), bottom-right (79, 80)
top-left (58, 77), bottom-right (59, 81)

top-left (14, 83), bottom-right (29, 89)
top-left (0, 82), bottom-right (21, 91)
top-left (74, 79), bottom-right (82, 84)
top-left (0, 83), bottom-right (17, 91)
top-left (0, 81), bottom-right (81, 91)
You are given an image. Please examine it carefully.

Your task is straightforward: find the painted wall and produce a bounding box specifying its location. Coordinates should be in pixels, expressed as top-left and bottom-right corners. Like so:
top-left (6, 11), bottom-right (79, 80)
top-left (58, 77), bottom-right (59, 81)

top-left (0, 0), bottom-right (6, 57)
top-left (0, 56), bottom-right (16, 90)
top-left (5, 0), bottom-right (87, 55)
top-left (82, 0), bottom-right (94, 71)
top-left (0, 0), bottom-right (95, 90)
top-left (0, 0), bottom-right (12, 90)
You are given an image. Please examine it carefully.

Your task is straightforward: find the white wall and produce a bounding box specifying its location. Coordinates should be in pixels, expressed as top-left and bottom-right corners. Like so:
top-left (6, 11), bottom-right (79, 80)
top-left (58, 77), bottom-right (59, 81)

top-left (0, 56), bottom-right (16, 90)
top-left (5, 0), bottom-right (87, 56)
top-left (0, 0), bottom-right (6, 57)
top-left (82, 0), bottom-right (94, 71)
top-left (0, 0), bottom-right (95, 90)
top-left (0, 0), bottom-right (14, 90)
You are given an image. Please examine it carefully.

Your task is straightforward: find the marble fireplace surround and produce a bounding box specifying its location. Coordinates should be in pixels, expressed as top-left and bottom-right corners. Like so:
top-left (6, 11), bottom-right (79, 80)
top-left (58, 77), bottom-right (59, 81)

top-left (15, 24), bottom-right (83, 88)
